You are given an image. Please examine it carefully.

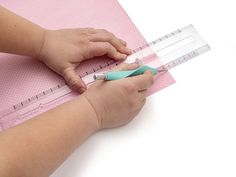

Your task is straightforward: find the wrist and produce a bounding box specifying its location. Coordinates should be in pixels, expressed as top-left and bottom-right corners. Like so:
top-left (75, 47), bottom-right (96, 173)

top-left (74, 95), bottom-right (101, 133)
top-left (34, 27), bottom-right (48, 60)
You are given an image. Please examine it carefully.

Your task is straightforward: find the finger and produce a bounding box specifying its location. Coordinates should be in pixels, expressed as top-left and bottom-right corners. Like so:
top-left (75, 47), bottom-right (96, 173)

top-left (94, 29), bottom-right (127, 46)
top-left (62, 67), bottom-right (87, 93)
top-left (128, 70), bottom-right (154, 91)
top-left (113, 62), bottom-right (140, 71)
top-left (94, 29), bottom-right (131, 53)
top-left (85, 42), bottom-right (128, 60)
top-left (79, 28), bottom-right (97, 34)
top-left (85, 28), bottom-right (127, 47)
top-left (89, 33), bottom-right (132, 55)
top-left (119, 38), bottom-right (127, 46)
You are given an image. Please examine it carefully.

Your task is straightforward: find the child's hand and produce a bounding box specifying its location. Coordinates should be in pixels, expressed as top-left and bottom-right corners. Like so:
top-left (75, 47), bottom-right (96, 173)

top-left (82, 63), bottom-right (154, 130)
top-left (38, 28), bottom-right (132, 93)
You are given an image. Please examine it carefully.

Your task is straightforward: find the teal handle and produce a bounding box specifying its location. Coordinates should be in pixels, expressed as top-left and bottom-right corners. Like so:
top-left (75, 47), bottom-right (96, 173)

top-left (105, 65), bottom-right (158, 80)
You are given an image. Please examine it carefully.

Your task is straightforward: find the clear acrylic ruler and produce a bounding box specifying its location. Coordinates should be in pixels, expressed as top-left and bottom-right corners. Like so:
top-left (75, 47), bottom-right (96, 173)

top-left (0, 24), bottom-right (210, 130)
top-left (126, 24), bottom-right (210, 72)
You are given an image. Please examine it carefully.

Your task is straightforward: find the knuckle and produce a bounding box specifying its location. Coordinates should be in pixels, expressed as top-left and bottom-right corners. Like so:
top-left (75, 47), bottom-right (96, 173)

top-left (107, 31), bottom-right (115, 37)
top-left (100, 29), bottom-right (114, 36)
top-left (113, 39), bottom-right (123, 47)
top-left (103, 35), bottom-right (113, 42)
top-left (79, 32), bottom-right (89, 38)
top-left (107, 33), bottom-right (115, 38)
top-left (123, 83), bottom-right (137, 93)
top-left (100, 29), bottom-right (108, 33)
top-left (86, 27), bottom-right (95, 31)
top-left (103, 43), bottom-right (113, 51)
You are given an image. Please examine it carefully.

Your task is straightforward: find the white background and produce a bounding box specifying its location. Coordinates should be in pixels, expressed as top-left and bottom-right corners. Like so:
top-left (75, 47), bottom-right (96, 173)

top-left (52, 0), bottom-right (236, 176)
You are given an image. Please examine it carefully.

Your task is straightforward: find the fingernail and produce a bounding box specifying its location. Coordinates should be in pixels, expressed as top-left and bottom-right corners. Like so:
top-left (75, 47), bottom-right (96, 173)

top-left (145, 70), bottom-right (153, 75)
top-left (120, 54), bottom-right (127, 60)
top-left (126, 48), bottom-right (133, 55)
top-left (119, 39), bottom-right (127, 46)
top-left (78, 87), bottom-right (86, 93)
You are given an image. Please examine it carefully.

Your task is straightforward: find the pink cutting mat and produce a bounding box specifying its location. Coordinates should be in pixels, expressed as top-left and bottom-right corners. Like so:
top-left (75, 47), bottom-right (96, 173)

top-left (0, 0), bottom-right (175, 131)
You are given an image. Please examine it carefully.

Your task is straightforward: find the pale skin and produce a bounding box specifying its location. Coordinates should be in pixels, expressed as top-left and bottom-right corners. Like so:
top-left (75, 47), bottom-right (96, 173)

top-left (0, 6), bottom-right (154, 177)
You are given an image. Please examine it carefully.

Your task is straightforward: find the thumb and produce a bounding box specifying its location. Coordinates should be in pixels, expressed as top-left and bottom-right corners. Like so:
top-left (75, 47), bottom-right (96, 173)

top-left (128, 70), bottom-right (154, 91)
top-left (62, 66), bottom-right (87, 93)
